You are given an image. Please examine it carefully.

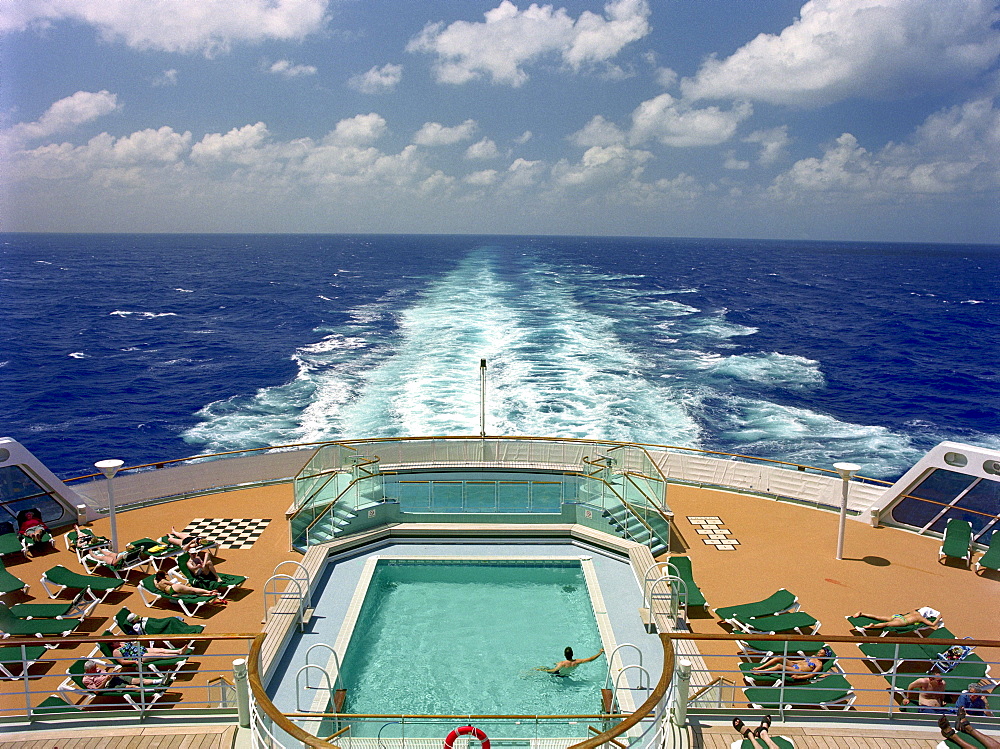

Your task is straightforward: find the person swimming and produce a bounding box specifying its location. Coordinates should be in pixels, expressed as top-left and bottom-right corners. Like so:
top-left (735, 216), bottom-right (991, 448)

top-left (540, 647), bottom-right (604, 677)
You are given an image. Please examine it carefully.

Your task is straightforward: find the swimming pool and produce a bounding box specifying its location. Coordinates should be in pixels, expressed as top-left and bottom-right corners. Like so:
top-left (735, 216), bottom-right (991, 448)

top-left (323, 557), bottom-right (611, 731)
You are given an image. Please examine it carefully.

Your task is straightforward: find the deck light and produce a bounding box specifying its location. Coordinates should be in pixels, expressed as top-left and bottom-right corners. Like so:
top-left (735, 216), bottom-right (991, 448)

top-left (95, 459), bottom-right (124, 551)
top-left (833, 462), bottom-right (861, 560)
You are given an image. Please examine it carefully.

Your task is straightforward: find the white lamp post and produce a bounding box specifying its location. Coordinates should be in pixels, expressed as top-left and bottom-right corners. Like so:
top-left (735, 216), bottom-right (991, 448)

top-left (95, 459), bottom-right (124, 551)
top-left (833, 462), bottom-right (860, 560)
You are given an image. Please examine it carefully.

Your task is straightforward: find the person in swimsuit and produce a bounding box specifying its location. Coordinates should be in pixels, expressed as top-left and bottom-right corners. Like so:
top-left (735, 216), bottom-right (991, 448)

top-left (88, 545), bottom-right (144, 567)
top-left (541, 647), bottom-right (604, 677)
top-left (939, 709), bottom-right (1000, 749)
top-left (184, 546), bottom-right (221, 584)
top-left (153, 570), bottom-right (225, 601)
top-left (69, 524), bottom-right (109, 552)
top-left (750, 651), bottom-right (826, 681)
top-left (855, 607), bottom-right (937, 631)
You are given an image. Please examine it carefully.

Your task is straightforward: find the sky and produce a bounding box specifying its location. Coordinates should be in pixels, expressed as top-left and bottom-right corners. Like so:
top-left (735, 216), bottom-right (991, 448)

top-left (1, 0), bottom-right (999, 243)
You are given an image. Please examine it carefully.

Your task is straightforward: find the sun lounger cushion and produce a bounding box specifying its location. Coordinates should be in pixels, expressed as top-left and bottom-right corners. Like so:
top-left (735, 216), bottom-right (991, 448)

top-left (43, 565), bottom-right (125, 593)
top-left (740, 640), bottom-right (828, 657)
top-left (0, 560), bottom-right (26, 594)
top-left (976, 533), bottom-right (1000, 573)
top-left (733, 738), bottom-right (795, 749)
top-left (33, 694), bottom-right (84, 714)
top-left (0, 603), bottom-right (81, 637)
top-left (8, 601), bottom-right (77, 619)
top-left (0, 534), bottom-right (22, 557)
top-left (0, 644), bottom-right (47, 678)
top-left (939, 519), bottom-right (973, 564)
top-left (114, 607), bottom-right (204, 637)
top-left (715, 589), bottom-right (797, 622)
top-left (734, 610), bottom-right (819, 634)
top-left (665, 555), bottom-right (708, 609)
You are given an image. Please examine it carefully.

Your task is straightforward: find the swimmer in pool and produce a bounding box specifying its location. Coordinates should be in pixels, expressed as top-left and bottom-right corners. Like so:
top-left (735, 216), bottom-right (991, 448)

top-left (539, 647), bottom-right (604, 677)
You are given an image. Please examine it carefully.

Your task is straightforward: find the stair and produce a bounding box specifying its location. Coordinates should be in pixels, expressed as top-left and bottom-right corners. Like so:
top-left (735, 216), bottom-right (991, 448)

top-left (604, 504), bottom-right (669, 556)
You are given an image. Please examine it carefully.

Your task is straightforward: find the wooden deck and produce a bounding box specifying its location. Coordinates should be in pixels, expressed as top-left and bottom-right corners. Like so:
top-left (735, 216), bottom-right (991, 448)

top-left (0, 724), bottom-right (237, 748)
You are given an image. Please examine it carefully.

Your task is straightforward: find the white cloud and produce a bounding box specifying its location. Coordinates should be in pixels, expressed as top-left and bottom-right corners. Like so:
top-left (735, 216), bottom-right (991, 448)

top-left (414, 119), bottom-right (477, 146)
top-left (270, 60), bottom-right (317, 78)
top-left (744, 127), bottom-right (790, 166)
top-left (629, 93), bottom-right (752, 147)
top-left (348, 63), bottom-right (403, 94)
top-left (724, 152), bottom-right (749, 170)
top-left (466, 138), bottom-right (500, 160)
top-left (1, 90), bottom-right (119, 149)
top-left (682, 0), bottom-right (1000, 106)
top-left (514, 130), bottom-right (533, 144)
top-left (0, 0), bottom-right (329, 55)
top-left (191, 122), bottom-right (269, 162)
top-left (552, 143), bottom-right (651, 187)
top-left (325, 114), bottom-right (388, 146)
top-left (569, 115), bottom-right (624, 147)
top-left (465, 169), bottom-right (499, 185)
top-left (406, 0), bottom-right (650, 86)
top-left (773, 97), bottom-right (1000, 196)
top-left (153, 69), bottom-right (178, 87)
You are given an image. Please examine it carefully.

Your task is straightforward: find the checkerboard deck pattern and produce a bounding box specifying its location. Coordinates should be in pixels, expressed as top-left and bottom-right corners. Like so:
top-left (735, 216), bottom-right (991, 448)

top-left (180, 518), bottom-right (271, 550)
top-left (687, 516), bottom-right (738, 550)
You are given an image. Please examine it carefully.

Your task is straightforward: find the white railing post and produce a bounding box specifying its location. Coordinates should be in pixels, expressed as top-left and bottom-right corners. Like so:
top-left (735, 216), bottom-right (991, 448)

top-left (672, 658), bottom-right (691, 727)
top-left (234, 658), bottom-right (251, 729)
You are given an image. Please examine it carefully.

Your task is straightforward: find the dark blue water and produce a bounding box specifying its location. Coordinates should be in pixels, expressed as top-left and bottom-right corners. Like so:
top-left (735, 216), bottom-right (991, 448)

top-left (2, 234), bottom-right (997, 480)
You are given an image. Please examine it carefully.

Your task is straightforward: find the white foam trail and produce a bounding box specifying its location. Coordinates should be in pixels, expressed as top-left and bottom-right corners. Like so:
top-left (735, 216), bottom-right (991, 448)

top-left (111, 310), bottom-right (179, 319)
top-left (68, 352), bottom-right (88, 359)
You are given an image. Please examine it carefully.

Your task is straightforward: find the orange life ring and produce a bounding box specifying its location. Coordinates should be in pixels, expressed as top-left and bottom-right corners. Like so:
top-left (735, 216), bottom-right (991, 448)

top-left (443, 724), bottom-right (490, 749)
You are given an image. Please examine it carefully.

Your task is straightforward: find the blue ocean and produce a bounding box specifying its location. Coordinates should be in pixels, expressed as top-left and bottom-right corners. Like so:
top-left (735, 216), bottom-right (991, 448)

top-left (1, 234), bottom-right (997, 481)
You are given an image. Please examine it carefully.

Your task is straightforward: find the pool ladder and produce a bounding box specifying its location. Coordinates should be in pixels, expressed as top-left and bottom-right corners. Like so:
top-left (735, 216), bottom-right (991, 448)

top-left (296, 643), bottom-right (347, 714)
top-left (602, 643), bottom-right (651, 716)
top-left (263, 561), bottom-right (313, 631)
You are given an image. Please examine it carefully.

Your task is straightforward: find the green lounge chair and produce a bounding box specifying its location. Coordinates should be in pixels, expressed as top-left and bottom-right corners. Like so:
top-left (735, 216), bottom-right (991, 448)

top-left (174, 553), bottom-right (246, 598)
top-left (939, 519), bottom-right (973, 565)
top-left (0, 602), bottom-right (81, 640)
top-left (8, 600), bottom-right (79, 619)
top-left (734, 737), bottom-right (795, 749)
top-left (0, 533), bottom-right (23, 558)
top-left (33, 694), bottom-right (85, 714)
top-left (113, 606), bottom-right (204, 636)
top-left (739, 646), bottom-right (838, 686)
top-left (97, 629), bottom-right (189, 678)
top-left (858, 627), bottom-right (956, 674)
top-left (943, 731), bottom-right (989, 749)
top-left (60, 657), bottom-right (170, 711)
top-left (846, 612), bottom-right (941, 636)
top-left (40, 565), bottom-right (125, 606)
top-left (715, 589), bottom-right (798, 625)
top-left (744, 673), bottom-right (855, 710)
top-left (733, 610), bottom-right (820, 635)
top-left (0, 644), bottom-right (47, 679)
top-left (0, 559), bottom-right (27, 595)
top-left (664, 555), bottom-right (708, 611)
top-left (739, 639), bottom-right (828, 658)
top-left (137, 574), bottom-right (218, 617)
top-left (975, 533), bottom-right (1000, 574)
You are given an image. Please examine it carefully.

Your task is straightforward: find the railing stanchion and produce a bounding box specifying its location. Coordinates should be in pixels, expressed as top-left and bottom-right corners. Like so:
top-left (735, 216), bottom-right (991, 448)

top-left (673, 659), bottom-right (691, 727)
top-left (234, 658), bottom-right (251, 729)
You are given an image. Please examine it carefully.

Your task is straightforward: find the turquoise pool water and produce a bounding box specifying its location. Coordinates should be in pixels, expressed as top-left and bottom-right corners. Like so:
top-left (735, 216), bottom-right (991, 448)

top-left (338, 559), bottom-right (606, 720)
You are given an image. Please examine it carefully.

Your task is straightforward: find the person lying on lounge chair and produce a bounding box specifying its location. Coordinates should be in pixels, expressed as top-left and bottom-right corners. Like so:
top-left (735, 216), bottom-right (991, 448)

top-left (854, 606), bottom-right (937, 631)
top-left (750, 649), bottom-right (829, 680)
top-left (83, 659), bottom-right (162, 689)
top-left (88, 546), bottom-right (142, 566)
top-left (110, 639), bottom-right (188, 664)
top-left (18, 510), bottom-right (48, 541)
top-left (153, 570), bottom-right (225, 601)
top-left (940, 710), bottom-right (1000, 749)
top-left (733, 716), bottom-right (782, 748)
top-left (184, 547), bottom-right (221, 584)
top-left (69, 524), bottom-right (109, 552)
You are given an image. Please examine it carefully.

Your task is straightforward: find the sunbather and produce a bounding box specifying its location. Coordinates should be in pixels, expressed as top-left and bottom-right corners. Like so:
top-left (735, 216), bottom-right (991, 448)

top-left (184, 547), bottom-right (221, 584)
top-left (83, 659), bottom-right (162, 690)
top-left (733, 716), bottom-right (781, 748)
top-left (750, 649), bottom-right (828, 680)
top-left (18, 510), bottom-right (48, 541)
top-left (69, 524), bottom-right (108, 551)
top-left (110, 639), bottom-right (188, 663)
top-left (854, 606), bottom-right (937, 631)
top-left (939, 709), bottom-right (1000, 749)
top-left (153, 570), bottom-right (224, 601)
top-left (88, 547), bottom-right (141, 566)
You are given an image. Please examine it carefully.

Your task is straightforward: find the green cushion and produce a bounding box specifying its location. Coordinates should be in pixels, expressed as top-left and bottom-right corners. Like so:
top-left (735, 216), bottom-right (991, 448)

top-left (739, 610), bottom-right (817, 633)
top-left (977, 534), bottom-right (1000, 571)
top-left (716, 589), bottom-right (796, 621)
top-left (0, 534), bottom-right (23, 556)
top-left (665, 555), bottom-right (707, 608)
top-left (34, 695), bottom-right (83, 714)
top-left (9, 601), bottom-right (76, 618)
top-left (941, 519), bottom-right (972, 559)
top-left (44, 565), bottom-right (125, 591)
